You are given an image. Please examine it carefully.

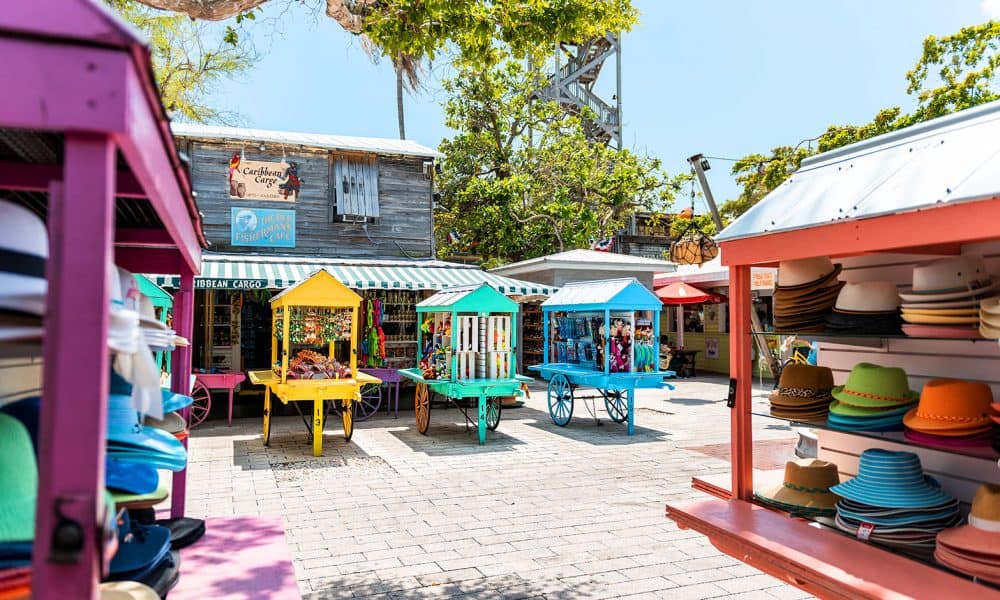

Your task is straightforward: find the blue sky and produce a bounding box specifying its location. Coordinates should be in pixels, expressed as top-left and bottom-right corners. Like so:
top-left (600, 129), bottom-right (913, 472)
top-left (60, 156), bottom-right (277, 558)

top-left (204, 0), bottom-right (997, 211)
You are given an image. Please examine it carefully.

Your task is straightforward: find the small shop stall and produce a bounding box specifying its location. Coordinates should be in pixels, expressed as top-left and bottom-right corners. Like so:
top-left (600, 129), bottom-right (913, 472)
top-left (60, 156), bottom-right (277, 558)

top-left (666, 102), bottom-right (1000, 598)
top-left (135, 274), bottom-right (175, 378)
top-left (529, 278), bottom-right (674, 435)
top-left (247, 270), bottom-right (381, 456)
top-left (398, 284), bottom-right (532, 444)
top-left (655, 281), bottom-right (727, 377)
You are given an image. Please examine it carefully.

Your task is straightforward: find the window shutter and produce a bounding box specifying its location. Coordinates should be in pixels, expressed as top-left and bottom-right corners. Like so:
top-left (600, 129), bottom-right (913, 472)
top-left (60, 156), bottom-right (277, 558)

top-left (334, 154), bottom-right (379, 219)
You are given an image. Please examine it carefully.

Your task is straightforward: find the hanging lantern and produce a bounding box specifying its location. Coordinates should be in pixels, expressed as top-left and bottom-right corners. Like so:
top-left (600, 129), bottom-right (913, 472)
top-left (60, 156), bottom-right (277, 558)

top-left (669, 232), bottom-right (719, 265)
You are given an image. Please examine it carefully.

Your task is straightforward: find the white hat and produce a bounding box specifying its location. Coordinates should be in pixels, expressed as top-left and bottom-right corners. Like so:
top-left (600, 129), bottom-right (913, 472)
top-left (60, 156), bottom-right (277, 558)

top-left (777, 257), bottom-right (841, 289)
top-left (834, 281), bottom-right (900, 313)
top-left (0, 200), bottom-right (47, 315)
top-left (901, 256), bottom-right (998, 302)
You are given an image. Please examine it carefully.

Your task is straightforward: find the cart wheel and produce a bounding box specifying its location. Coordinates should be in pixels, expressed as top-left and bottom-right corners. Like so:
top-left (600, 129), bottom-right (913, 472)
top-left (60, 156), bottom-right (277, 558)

top-left (602, 389), bottom-right (628, 423)
top-left (485, 397), bottom-right (502, 431)
top-left (415, 383), bottom-right (430, 434)
top-left (342, 401), bottom-right (354, 442)
top-left (354, 383), bottom-right (382, 422)
top-left (188, 381), bottom-right (212, 428)
top-left (547, 374), bottom-right (574, 427)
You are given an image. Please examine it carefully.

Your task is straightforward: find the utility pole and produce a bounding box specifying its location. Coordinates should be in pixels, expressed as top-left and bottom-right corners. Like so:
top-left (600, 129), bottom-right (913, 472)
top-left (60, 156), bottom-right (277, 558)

top-left (686, 153), bottom-right (780, 379)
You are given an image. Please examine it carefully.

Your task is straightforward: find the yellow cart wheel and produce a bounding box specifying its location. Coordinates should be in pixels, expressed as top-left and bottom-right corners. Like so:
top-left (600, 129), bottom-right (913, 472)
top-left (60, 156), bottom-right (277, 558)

top-left (342, 400), bottom-right (354, 442)
top-left (415, 383), bottom-right (430, 435)
top-left (262, 388), bottom-right (271, 447)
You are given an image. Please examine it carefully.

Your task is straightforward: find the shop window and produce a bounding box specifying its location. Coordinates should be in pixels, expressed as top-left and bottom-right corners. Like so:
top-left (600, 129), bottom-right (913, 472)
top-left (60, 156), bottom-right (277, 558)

top-left (332, 154), bottom-right (379, 222)
top-left (683, 306), bottom-right (704, 333)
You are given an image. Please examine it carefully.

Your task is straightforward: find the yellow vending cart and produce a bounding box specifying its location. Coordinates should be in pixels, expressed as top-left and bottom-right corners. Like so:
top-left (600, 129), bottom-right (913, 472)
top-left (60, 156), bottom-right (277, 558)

top-left (247, 270), bottom-right (381, 456)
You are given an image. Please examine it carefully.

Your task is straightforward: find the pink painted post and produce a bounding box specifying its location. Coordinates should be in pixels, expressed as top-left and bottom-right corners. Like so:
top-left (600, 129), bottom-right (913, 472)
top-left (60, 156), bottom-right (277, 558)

top-left (170, 267), bottom-right (195, 519)
top-left (33, 134), bottom-right (116, 599)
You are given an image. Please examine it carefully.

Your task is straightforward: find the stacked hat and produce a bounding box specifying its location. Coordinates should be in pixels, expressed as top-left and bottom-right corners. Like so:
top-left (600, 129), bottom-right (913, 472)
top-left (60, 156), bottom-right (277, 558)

top-left (900, 256), bottom-right (997, 338)
top-left (0, 200), bottom-right (47, 343)
top-left (754, 459), bottom-right (841, 517)
top-left (105, 511), bottom-right (179, 597)
top-left (0, 567), bottom-right (30, 599)
top-left (106, 393), bottom-right (187, 472)
top-left (769, 364), bottom-right (835, 421)
top-left (0, 414), bottom-right (36, 570)
top-left (902, 379), bottom-right (996, 451)
top-left (831, 449), bottom-right (960, 552)
top-left (827, 363), bottom-right (919, 431)
top-left (935, 484), bottom-right (1000, 585)
top-left (980, 296), bottom-right (1000, 339)
top-left (137, 294), bottom-right (176, 351)
top-left (773, 257), bottom-right (844, 333)
top-left (823, 281), bottom-right (902, 335)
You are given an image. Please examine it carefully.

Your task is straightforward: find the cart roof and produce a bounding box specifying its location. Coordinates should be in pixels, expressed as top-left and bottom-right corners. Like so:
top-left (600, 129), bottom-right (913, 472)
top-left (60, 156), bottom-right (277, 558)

top-left (134, 274), bottom-right (172, 308)
top-left (542, 278), bottom-right (661, 312)
top-left (270, 269), bottom-right (360, 309)
top-left (417, 283), bottom-right (518, 313)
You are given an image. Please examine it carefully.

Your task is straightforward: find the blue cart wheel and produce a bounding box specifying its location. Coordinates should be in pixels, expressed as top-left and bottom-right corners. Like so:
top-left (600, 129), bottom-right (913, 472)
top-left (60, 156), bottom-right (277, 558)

top-left (602, 389), bottom-right (628, 423)
top-left (547, 374), bottom-right (574, 427)
top-left (485, 397), bottom-right (502, 431)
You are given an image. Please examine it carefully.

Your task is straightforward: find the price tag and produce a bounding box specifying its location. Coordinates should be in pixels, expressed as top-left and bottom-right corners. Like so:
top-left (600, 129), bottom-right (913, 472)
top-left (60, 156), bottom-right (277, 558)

top-left (856, 522), bottom-right (875, 541)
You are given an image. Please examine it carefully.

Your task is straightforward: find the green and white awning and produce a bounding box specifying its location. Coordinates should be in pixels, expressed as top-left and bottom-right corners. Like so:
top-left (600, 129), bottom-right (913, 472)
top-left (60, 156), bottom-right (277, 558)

top-left (149, 254), bottom-right (554, 296)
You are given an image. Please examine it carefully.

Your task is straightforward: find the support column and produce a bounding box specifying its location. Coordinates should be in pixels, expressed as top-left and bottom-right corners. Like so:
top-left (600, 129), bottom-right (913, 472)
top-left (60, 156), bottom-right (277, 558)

top-left (729, 265), bottom-right (753, 501)
top-left (34, 134), bottom-right (115, 599)
top-left (170, 267), bottom-right (195, 519)
top-left (478, 394), bottom-right (487, 445)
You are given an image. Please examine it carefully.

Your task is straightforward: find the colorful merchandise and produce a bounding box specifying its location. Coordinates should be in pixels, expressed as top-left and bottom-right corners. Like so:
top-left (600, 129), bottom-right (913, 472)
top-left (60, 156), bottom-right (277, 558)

top-left (769, 364), bottom-right (834, 421)
top-left (935, 484), bottom-right (1000, 584)
top-left (754, 459), bottom-right (840, 517)
top-left (902, 379), bottom-right (994, 444)
top-left (823, 281), bottom-right (902, 335)
top-left (772, 256), bottom-right (843, 333)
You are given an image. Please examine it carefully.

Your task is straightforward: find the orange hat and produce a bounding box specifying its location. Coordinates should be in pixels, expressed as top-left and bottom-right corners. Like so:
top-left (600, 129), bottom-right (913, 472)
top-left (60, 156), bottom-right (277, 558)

top-left (902, 379), bottom-right (994, 432)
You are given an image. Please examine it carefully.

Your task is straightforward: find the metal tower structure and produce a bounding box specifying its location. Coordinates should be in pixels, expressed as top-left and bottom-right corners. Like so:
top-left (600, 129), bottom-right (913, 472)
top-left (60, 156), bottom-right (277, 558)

top-left (538, 33), bottom-right (623, 148)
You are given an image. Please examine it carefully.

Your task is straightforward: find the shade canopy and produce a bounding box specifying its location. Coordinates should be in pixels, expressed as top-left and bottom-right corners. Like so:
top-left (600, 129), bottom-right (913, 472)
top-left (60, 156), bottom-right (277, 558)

top-left (656, 282), bottom-right (726, 305)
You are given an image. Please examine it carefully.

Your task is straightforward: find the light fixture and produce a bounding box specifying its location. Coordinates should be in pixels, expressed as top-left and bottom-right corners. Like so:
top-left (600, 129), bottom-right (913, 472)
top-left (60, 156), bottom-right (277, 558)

top-left (699, 157), bottom-right (711, 172)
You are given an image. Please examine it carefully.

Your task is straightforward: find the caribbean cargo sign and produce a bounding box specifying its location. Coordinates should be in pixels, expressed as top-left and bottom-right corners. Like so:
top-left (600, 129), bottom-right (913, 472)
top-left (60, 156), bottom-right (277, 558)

top-left (231, 208), bottom-right (295, 248)
top-left (227, 154), bottom-right (303, 201)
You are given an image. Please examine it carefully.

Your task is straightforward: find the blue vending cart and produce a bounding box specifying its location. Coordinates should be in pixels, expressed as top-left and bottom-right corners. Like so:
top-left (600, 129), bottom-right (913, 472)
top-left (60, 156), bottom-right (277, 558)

top-left (528, 278), bottom-right (674, 435)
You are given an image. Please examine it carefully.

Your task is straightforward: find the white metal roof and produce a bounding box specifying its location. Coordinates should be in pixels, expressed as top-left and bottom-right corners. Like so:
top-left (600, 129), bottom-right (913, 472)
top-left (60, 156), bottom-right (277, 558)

top-left (416, 284), bottom-right (483, 308)
top-left (542, 277), bottom-right (636, 307)
top-left (491, 249), bottom-right (676, 277)
top-left (171, 123), bottom-right (441, 158)
top-left (717, 100), bottom-right (1000, 242)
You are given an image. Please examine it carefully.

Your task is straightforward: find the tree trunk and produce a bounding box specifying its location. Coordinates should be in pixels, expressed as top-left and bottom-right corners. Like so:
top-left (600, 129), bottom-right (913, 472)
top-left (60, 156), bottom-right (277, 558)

top-left (395, 61), bottom-right (406, 139)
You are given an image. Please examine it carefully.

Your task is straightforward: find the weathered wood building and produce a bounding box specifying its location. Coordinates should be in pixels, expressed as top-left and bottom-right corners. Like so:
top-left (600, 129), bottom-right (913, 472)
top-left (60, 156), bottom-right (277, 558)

top-left (172, 123), bottom-right (439, 259)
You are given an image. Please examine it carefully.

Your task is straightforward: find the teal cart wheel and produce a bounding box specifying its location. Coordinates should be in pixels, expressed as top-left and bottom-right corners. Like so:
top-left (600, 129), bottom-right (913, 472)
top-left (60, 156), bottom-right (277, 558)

top-left (547, 374), bottom-right (574, 427)
top-left (485, 397), bottom-right (502, 431)
top-left (602, 389), bottom-right (628, 423)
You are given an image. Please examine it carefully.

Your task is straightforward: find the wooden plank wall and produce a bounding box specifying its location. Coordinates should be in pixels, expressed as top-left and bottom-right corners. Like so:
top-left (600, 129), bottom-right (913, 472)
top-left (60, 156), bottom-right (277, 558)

top-left (815, 241), bottom-right (1000, 504)
top-left (183, 140), bottom-right (433, 259)
top-left (0, 356), bottom-right (42, 406)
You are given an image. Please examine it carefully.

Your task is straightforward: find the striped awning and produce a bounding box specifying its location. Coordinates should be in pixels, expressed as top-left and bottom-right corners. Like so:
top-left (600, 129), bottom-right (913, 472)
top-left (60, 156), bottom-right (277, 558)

top-left (149, 256), bottom-right (554, 296)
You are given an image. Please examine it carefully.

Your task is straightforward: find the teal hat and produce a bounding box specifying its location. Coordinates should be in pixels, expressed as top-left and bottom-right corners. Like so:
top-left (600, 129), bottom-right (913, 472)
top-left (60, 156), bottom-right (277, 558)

top-left (828, 400), bottom-right (914, 419)
top-left (830, 449), bottom-right (953, 509)
top-left (0, 413), bottom-right (37, 543)
top-left (161, 389), bottom-right (193, 413)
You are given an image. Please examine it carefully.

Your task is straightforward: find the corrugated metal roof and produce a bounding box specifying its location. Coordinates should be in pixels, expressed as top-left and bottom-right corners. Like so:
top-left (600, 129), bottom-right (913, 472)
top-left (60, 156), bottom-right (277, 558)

top-left (542, 277), bottom-right (661, 310)
top-left (417, 284), bottom-right (484, 308)
top-left (491, 249), bottom-right (676, 277)
top-left (171, 123), bottom-right (442, 158)
top-left (717, 100), bottom-right (1000, 242)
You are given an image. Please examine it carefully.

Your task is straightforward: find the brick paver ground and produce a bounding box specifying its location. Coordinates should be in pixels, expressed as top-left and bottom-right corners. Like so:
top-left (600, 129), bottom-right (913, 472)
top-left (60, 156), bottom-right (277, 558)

top-left (184, 375), bottom-right (814, 599)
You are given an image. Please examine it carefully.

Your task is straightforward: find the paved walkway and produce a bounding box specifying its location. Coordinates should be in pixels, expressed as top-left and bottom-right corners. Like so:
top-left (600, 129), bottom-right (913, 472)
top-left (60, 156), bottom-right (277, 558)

top-left (184, 376), bottom-right (813, 599)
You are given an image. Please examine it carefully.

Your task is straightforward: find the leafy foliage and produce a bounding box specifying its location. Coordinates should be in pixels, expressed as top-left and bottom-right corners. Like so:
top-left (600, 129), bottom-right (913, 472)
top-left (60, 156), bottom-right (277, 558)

top-left (105, 0), bottom-right (254, 123)
top-left (725, 21), bottom-right (1000, 220)
top-left (436, 60), bottom-right (682, 268)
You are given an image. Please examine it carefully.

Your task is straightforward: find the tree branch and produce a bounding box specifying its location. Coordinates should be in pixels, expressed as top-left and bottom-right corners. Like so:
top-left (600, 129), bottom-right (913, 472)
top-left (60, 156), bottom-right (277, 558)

top-left (512, 213), bottom-right (564, 252)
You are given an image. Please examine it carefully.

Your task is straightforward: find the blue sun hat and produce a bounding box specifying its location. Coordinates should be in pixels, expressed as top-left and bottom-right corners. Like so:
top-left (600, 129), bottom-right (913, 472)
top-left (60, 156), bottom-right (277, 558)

top-left (105, 457), bottom-right (159, 495)
top-left (830, 449), bottom-right (954, 509)
top-left (109, 512), bottom-right (171, 580)
top-left (106, 394), bottom-right (187, 471)
top-left (160, 389), bottom-right (193, 413)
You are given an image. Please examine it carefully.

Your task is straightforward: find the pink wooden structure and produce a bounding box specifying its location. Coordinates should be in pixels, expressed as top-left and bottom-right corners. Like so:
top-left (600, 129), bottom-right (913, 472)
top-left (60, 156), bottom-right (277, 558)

top-left (1, 1), bottom-right (205, 597)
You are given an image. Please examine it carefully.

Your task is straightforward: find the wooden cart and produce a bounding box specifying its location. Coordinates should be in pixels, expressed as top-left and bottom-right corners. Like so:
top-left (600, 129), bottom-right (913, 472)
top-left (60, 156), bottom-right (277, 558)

top-left (248, 270), bottom-right (381, 456)
top-left (528, 278), bottom-right (674, 435)
top-left (398, 284), bottom-right (531, 444)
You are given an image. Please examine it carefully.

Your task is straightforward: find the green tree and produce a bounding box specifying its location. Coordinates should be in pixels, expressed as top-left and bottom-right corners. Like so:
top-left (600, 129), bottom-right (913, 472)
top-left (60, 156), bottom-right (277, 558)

top-left (105, 0), bottom-right (253, 123)
top-left (725, 21), bottom-right (1000, 220)
top-left (436, 60), bottom-right (682, 267)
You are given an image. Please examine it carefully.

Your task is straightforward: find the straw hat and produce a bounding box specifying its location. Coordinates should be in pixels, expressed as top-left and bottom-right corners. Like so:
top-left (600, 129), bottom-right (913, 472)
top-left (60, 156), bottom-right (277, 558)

top-left (100, 582), bottom-right (160, 600)
top-left (833, 281), bottom-right (900, 313)
top-left (776, 258), bottom-right (842, 289)
top-left (754, 459), bottom-right (841, 512)
top-left (0, 414), bottom-right (37, 543)
top-left (0, 200), bottom-right (47, 316)
top-left (831, 363), bottom-right (919, 408)
top-left (830, 449), bottom-right (954, 509)
top-left (903, 379), bottom-right (993, 433)
top-left (900, 256), bottom-right (998, 302)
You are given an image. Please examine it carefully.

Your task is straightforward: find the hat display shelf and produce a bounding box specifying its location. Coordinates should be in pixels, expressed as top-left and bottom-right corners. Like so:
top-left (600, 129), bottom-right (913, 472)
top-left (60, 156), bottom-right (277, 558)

top-left (0, 1), bottom-right (208, 596)
top-left (246, 270), bottom-right (380, 456)
top-left (527, 279), bottom-right (676, 435)
top-left (397, 284), bottom-right (531, 445)
top-left (665, 102), bottom-right (1000, 598)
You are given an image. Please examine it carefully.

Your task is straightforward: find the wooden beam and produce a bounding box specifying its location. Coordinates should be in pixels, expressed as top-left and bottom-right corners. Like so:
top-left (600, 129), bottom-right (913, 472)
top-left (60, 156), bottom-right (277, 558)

top-left (0, 162), bottom-right (145, 197)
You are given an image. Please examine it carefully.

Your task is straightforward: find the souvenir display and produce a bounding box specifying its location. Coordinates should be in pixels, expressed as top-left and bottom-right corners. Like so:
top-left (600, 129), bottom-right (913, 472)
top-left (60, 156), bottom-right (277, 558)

top-left (768, 364), bottom-right (834, 421)
top-left (398, 284), bottom-right (530, 445)
top-left (935, 484), bottom-right (1000, 584)
top-left (529, 278), bottom-right (674, 435)
top-left (826, 363), bottom-right (919, 432)
top-left (823, 281), bottom-right (902, 335)
top-left (980, 296), bottom-right (1000, 339)
top-left (754, 459), bottom-right (841, 517)
top-left (248, 270), bottom-right (381, 456)
top-left (902, 379), bottom-right (995, 449)
top-left (772, 257), bottom-right (843, 333)
top-left (900, 256), bottom-right (996, 338)
top-left (0, 200), bottom-right (45, 342)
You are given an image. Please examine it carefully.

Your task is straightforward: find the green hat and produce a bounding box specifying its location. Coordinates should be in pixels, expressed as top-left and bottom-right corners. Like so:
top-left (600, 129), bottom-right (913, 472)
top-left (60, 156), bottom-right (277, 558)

top-left (0, 413), bottom-right (37, 543)
top-left (830, 363), bottom-right (920, 408)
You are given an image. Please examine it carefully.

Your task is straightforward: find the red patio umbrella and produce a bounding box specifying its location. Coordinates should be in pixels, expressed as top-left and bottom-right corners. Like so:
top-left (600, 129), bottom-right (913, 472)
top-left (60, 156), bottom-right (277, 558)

top-left (655, 281), bottom-right (726, 305)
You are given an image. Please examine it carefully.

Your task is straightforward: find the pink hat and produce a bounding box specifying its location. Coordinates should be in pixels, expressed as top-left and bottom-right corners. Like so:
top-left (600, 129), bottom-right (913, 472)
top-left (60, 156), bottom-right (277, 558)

top-left (936, 484), bottom-right (1000, 574)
